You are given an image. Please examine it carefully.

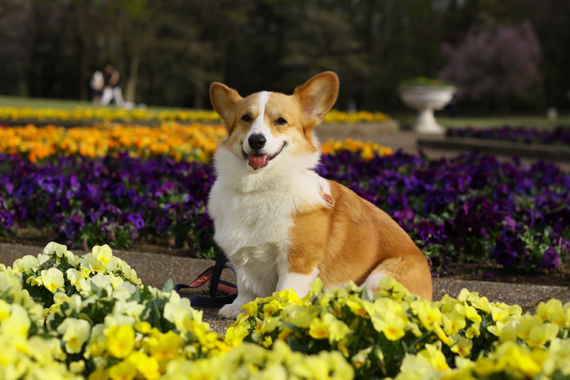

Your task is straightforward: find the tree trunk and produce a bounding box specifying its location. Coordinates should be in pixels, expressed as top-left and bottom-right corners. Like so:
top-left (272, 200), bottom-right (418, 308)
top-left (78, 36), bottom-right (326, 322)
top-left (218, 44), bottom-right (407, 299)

top-left (76, 34), bottom-right (89, 101)
top-left (124, 50), bottom-right (141, 103)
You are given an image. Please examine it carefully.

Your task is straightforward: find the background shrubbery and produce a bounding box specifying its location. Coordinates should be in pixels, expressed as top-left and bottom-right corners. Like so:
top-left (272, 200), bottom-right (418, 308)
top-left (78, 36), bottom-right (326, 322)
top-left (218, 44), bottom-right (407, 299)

top-left (1, 0), bottom-right (569, 113)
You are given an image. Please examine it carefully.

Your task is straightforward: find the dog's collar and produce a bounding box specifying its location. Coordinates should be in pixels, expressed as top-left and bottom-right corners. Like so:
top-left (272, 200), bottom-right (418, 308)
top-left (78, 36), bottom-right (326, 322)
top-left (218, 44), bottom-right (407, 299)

top-left (319, 186), bottom-right (334, 207)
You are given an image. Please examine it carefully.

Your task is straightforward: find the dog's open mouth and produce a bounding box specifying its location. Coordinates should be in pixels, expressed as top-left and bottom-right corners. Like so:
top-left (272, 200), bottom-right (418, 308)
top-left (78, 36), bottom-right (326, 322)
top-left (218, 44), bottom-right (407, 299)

top-left (242, 142), bottom-right (286, 170)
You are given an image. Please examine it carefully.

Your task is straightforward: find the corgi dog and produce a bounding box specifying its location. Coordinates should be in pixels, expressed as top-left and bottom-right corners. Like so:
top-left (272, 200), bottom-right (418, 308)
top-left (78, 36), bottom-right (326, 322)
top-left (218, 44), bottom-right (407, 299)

top-left (209, 72), bottom-right (432, 318)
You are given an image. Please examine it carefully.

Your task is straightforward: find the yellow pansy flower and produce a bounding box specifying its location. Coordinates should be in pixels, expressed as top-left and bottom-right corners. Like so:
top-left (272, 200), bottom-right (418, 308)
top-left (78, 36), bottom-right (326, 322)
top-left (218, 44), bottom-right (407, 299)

top-left (371, 313), bottom-right (407, 341)
top-left (465, 323), bottom-right (481, 339)
top-left (225, 325), bottom-right (249, 347)
top-left (128, 352), bottom-right (161, 380)
top-left (526, 323), bottom-right (560, 348)
top-left (289, 308), bottom-right (312, 328)
top-left (148, 331), bottom-right (182, 361)
top-left (309, 314), bottom-right (334, 340)
top-left (537, 299), bottom-right (569, 328)
top-left (0, 299), bottom-right (10, 322)
top-left (377, 276), bottom-right (409, 300)
top-left (417, 343), bottom-right (450, 372)
top-left (498, 322), bottom-right (518, 343)
top-left (413, 299), bottom-right (442, 331)
top-left (108, 359), bottom-right (137, 380)
top-left (442, 310), bottom-right (466, 335)
top-left (105, 325), bottom-right (135, 359)
top-left (517, 315), bottom-right (544, 340)
top-left (450, 335), bottom-right (473, 357)
top-left (464, 306), bottom-right (482, 324)
top-left (328, 319), bottom-right (351, 343)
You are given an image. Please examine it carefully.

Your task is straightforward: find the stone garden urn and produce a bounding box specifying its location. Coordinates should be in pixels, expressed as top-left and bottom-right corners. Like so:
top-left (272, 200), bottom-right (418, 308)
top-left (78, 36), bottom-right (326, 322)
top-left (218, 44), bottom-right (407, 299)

top-left (398, 78), bottom-right (456, 134)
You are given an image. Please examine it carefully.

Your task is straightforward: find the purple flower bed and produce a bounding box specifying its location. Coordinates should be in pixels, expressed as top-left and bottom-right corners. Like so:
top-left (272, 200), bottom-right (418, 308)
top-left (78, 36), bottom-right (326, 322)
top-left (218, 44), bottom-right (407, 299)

top-left (0, 153), bottom-right (217, 257)
top-left (446, 125), bottom-right (570, 145)
top-left (1, 151), bottom-right (569, 274)
top-left (317, 151), bottom-right (570, 274)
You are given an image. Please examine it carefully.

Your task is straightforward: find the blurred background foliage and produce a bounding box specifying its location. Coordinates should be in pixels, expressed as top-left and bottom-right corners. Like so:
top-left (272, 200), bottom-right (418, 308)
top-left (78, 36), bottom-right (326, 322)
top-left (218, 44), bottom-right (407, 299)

top-left (0, 0), bottom-right (568, 114)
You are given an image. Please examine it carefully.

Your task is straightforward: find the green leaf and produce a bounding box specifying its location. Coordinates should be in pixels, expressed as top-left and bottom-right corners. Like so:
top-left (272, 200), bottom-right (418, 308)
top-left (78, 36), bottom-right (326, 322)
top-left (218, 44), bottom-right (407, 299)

top-left (162, 278), bottom-right (174, 293)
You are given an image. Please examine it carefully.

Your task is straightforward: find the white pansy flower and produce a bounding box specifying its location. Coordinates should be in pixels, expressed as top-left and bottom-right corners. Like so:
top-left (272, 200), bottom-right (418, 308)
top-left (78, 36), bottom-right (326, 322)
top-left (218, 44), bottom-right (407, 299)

top-left (92, 245), bottom-right (113, 266)
top-left (67, 294), bottom-right (83, 315)
top-left (67, 268), bottom-right (81, 289)
top-left (42, 242), bottom-right (68, 258)
top-left (89, 274), bottom-right (112, 292)
top-left (65, 250), bottom-right (80, 267)
top-left (105, 257), bottom-right (119, 272)
top-left (112, 283), bottom-right (137, 301)
top-left (104, 313), bottom-right (135, 327)
top-left (164, 294), bottom-right (192, 331)
top-left (57, 318), bottom-right (91, 354)
top-left (12, 255), bottom-right (40, 275)
top-left (0, 304), bottom-right (31, 338)
top-left (37, 253), bottom-right (50, 266)
top-left (40, 268), bottom-right (65, 294)
top-left (108, 274), bottom-right (125, 290)
top-left (114, 300), bottom-right (145, 320)
top-left (0, 274), bottom-right (13, 293)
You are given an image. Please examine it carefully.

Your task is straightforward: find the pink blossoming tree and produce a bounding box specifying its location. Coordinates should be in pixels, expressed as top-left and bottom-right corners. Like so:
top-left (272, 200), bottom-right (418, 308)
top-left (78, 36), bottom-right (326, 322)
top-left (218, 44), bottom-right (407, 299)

top-left (438, 19), bottom-right (542, 111)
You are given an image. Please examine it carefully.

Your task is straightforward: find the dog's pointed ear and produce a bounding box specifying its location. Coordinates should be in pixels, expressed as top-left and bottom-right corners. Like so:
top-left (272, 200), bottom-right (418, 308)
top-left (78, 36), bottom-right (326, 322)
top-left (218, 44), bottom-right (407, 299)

top-left (210, 82), bottom-right (243, 128)
top-left (294, 72), bottom-right (339, 130)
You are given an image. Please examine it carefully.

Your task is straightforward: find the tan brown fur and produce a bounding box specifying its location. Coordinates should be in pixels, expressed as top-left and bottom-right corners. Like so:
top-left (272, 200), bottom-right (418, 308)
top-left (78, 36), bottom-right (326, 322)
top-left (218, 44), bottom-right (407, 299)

top-left (289, 180), bottom-right (433, 300)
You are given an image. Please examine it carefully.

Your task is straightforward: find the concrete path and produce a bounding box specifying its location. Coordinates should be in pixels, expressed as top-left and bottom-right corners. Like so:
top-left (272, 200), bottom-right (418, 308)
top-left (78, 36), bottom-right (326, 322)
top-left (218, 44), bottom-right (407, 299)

top-left (2, 242), bottom-right (569, 334)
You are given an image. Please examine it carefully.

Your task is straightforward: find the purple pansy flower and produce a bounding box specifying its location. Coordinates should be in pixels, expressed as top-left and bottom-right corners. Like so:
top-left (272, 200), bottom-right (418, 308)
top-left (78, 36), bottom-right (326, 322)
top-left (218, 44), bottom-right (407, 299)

top-left (490, 237), bottom-right (524, 268)
top-left (418, 220), bottom-right (446, 244)
top-left (538, 247), bottom-right (560, 272)
top-left (0, 211), bottom-right (14, 229)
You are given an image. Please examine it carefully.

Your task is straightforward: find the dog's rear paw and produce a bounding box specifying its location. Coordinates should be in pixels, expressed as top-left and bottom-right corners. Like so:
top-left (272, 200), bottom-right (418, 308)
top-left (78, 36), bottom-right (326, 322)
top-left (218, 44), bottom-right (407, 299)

top-left (218, 303), bottom-right (244, 319)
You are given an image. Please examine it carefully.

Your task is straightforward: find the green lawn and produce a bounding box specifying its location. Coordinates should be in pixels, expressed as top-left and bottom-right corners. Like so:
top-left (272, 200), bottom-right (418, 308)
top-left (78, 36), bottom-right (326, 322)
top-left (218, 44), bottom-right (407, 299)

top-left (392, 112), bottom-right (570, 129)
top-left (0, 95), bottom-right (184, 112)
top-left (437, 115), bottom-right (570, 128)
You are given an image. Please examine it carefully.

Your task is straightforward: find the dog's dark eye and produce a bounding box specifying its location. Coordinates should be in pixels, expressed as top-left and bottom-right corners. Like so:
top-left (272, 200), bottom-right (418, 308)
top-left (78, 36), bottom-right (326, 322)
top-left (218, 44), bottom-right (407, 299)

top-left (275, 117), bottom-right (287, 126)
top-left (242, 114), bottom-right (253, 122)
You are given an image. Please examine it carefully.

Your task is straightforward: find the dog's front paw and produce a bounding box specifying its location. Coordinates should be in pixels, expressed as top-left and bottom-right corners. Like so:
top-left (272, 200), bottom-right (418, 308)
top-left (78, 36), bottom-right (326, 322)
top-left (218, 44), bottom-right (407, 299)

top-left (218, 303), bottom-right (245, 319)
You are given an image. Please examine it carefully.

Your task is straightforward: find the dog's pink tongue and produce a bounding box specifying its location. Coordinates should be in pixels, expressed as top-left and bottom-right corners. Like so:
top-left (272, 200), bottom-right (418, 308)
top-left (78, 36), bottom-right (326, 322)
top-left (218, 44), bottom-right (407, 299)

top-left (249, 154), bottom-right (267, 169)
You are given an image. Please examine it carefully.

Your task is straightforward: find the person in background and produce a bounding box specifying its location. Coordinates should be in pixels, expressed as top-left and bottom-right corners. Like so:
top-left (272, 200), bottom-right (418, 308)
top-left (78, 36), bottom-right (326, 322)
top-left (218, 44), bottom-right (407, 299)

top-left (100, 64), bottom-right (125, 106)
top-left (90, 70), bottom-right (104, 105)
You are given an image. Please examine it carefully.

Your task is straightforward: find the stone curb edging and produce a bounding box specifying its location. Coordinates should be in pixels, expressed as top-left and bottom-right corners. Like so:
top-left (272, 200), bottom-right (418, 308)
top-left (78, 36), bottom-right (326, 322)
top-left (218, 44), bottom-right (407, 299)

top-left (418, 136), bottom-right (570, 162)
top-left (318, 120), bottom-right (400, 137)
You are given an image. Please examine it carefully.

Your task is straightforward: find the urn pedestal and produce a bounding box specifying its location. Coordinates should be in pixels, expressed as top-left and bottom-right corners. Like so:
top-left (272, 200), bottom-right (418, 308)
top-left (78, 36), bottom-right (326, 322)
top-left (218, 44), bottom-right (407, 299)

top-left (399, 86), bottom-right (456, 134)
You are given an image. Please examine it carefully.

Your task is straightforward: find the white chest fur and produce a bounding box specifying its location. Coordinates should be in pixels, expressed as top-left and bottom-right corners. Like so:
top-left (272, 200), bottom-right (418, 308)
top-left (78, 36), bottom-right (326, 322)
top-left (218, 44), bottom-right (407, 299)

top-left (208, 147), bottom-right (329, 298)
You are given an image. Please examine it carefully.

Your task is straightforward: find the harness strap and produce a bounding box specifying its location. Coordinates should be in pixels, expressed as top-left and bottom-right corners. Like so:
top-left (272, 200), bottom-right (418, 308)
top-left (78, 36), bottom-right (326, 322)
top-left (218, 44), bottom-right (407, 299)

top-left (174, 252), bottom-right (238, 308)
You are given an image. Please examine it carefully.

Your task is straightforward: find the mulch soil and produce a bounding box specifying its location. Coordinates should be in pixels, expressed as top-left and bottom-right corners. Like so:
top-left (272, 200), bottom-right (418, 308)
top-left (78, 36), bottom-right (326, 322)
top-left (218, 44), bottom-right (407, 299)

top-left (442, 262), bottom-right (570, 287)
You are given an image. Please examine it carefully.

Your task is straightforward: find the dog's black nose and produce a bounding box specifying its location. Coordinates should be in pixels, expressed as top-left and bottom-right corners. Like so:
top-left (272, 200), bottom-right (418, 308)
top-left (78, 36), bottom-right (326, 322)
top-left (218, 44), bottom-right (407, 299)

top-left (248, 134), bottom-right (266, 150)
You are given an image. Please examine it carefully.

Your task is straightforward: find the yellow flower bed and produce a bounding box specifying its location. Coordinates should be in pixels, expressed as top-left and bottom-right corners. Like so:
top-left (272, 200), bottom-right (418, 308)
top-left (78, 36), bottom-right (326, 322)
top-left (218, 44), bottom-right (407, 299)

top-left (1, 242), bottom-right (570, 380)
top-left (0, 123), bottom-right (226, 163)
top-left (324, 109), bottom-right (390, 124)
top-left (0, 123), bottom-right (392, 163)
top-left (0, 106), bottom-right (390, 124)
top-left (0, 107), bottom-right (221, 124)
top-left (321, 138), bottom-right (393, 161)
